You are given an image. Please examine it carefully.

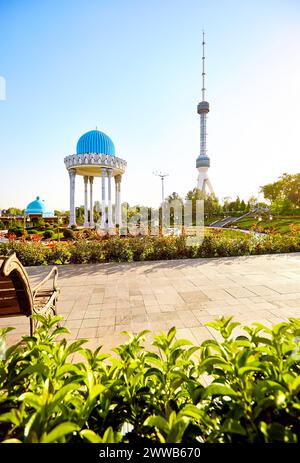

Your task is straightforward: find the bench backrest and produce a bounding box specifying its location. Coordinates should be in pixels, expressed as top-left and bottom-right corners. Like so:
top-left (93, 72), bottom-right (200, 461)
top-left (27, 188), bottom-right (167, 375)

top-left (0, 253), bottom-right (33, 316)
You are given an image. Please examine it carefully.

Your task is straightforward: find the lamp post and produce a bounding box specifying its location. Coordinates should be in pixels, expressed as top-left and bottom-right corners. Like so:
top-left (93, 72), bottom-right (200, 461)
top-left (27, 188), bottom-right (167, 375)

top-left (153, 171), bottom-right (169, 205)
top-left (23, 213), bottom-right (28, 231)
top-left (153, 171), bottom-right (169, 232)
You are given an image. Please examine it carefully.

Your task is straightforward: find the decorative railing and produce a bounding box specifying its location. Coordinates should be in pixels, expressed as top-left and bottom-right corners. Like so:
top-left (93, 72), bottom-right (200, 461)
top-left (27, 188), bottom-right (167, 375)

top-left (64, 153), bottom-right (127, 172)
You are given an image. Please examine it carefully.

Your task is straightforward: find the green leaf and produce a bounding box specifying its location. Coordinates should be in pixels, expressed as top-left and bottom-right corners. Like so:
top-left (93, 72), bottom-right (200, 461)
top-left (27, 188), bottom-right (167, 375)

top-left (200, 356), bottom-right (229, 369)
top-left (221, 419), bottom-right (246, 436)
top-left (172, 339), bottom-right (193, 350)
top-left (50, 383), bottom-right (80, 411)
top-left (179, 404), bottom-right (202, 420)
top-left (144, 415), bottom-right (169, 435)
top-left (101, 427), bottom-right (119, 443)
top-left (0, 410), bottom-right (20, 426)
top-left (167, 418), bottom-right (189, 443)
top-left (1, 438), bottom-right (22, 443)
top-left (290, 376), bottom-right (300, 393)
top-left (80, 429), bottom-right (102, 443)
top-left (144, 367), bottom-right (164, 381)
top-left (203, 383), bottom-right (237, 398)
top-left (41, 422), bottom-right (79, 443)
top-left (87, 384), bottom-right (105, 402)
top-left (167, 326), bottom-right (177, 343)
top-left (238, 365), bottom-right (264, 376)
top-left (51, 327), bottom-right (70, 337)
top-left (19, 392), bottom-right (44, 409)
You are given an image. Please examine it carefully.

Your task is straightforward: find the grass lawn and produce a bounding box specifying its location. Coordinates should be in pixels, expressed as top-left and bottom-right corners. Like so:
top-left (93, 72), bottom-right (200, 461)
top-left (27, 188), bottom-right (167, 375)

top-left (227, 215), bottom-right (300, 234)
top-left (209, 228), bottom-right (251, 239)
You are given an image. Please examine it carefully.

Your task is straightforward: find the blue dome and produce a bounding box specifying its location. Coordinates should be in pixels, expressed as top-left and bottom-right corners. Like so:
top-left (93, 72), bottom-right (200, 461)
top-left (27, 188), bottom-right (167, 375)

top-left (26, 196), bottom-right (46, 215)
top-left (76, 130), bottom-right (115, 155)
top-left (25, 196), bottom-right (53, 217)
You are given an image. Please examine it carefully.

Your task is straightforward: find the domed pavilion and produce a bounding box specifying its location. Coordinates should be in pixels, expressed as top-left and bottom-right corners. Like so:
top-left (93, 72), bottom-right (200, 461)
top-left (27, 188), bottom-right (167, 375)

top-left (64, 129), bottom-right (127, 228)
top-left (25, 196), bottom-right (54, 218)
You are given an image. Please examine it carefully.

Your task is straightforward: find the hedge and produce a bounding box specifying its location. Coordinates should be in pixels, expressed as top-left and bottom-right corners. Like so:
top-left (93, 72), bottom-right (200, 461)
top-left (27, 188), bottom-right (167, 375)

top-left (0, 315), bottom-right (299, 443)
top-left (0, 234), bottom-right (300, 266)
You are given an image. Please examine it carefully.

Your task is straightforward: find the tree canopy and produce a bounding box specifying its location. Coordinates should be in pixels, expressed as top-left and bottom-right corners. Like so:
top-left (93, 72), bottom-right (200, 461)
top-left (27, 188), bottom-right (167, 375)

top-left (260, 173), bottom-right (300, 214)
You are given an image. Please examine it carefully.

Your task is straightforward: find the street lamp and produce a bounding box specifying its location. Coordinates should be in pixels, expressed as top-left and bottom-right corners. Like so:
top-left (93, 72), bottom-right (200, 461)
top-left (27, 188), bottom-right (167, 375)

top-left (153, 171), bottom-right (169, 232)
top-left (153, 171), bottom-right (169, 204)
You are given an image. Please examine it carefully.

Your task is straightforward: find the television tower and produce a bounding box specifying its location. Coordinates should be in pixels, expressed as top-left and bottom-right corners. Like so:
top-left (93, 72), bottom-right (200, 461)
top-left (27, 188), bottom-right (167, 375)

top-left (196, 32), bottom-right (214, 194)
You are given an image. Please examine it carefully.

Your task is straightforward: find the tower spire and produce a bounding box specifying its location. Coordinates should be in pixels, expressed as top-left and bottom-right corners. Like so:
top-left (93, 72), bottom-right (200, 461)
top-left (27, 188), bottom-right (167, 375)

top-left (196, 31), bottom-right (214, 195)
top-left (202, 31), bottom-right (206, 101)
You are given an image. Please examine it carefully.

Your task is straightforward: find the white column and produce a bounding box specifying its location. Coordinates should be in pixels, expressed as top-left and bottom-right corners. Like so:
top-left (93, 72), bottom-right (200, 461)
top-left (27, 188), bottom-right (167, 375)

top-left (83, 176), bottom-right (89, 227)
top-left (115, 175), bottom-right (119, 226)
top-left (117, 175), bottom-right (122, 227)
top-left (68, 169), bottom-right (76, 226)
top-left (89, 176), bottom-right (94, 227)
top-left (107, 169), bottom-right (113, 227)
top-left (101, 168), bottom-right (106, 228)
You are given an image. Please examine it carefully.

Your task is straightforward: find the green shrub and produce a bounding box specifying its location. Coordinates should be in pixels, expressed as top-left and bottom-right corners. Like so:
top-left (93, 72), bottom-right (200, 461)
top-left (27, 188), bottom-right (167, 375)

top-left (43, 229), bottom-right (54, 239)
top-left (102, 237), bottom-right (134, 262)
top-left (70, 240), bottom-right (105, 264)
top-left (1, 233), bottom-right (300, 266)
top-left (63, 229), bottom-right (75, 240)
top-left (0, 241), bottom-right (47, 265)
top-left (7, 227), bottom-right (24, 237)
top-left (27, 229), bottom-right (39, 235)
top-left (0, 221), bottom-right (5, 230)
top-left (0, 315), bottom-right (299, 443)
top-left (47, 243), bottom-right (72, 265)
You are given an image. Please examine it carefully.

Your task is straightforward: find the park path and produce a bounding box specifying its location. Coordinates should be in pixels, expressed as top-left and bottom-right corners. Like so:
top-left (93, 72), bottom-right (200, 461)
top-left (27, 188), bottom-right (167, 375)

top-left (2, 253), bottom-right (300, 353)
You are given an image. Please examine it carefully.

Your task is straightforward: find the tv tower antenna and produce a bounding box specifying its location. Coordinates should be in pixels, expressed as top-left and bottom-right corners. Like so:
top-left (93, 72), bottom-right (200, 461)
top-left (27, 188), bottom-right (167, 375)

top-left (202, 30), bottom-right (206, 101)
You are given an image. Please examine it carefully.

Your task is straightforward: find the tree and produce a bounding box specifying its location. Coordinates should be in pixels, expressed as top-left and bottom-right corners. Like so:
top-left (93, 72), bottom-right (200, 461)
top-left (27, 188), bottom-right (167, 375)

top-left (248, 196), bottom-right (258, 210)
top-left (76, 206), bottom-right (84, 225)
top-left (166, 192), bottom-right (183, 204)
top-left (6, 208), bottom-right (24, 216)
top-left (260, 173), bottom-right (300, 214)
top-left (186, 188), bottom-right (221, 224)
top-left (240, 199), bottom-right (246, 212)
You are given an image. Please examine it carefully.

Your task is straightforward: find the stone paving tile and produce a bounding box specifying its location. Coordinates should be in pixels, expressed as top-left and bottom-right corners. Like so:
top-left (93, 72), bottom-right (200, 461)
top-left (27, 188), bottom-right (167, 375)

top-left (200, 287), bottom-right (236, 300)
top-left (190, 326), bottom-right (213, 343)
top-left (77, 327), bottom-right (98, 338)
top-left (145, 305), bottom-right (161, 313)
top-left (178, 291), bottom-right (209, 303)
top-left (244, 285), bottom-right (280, 297)
top-left (63, 319), bottom-right (82, 329)
top-left (2, 254), bottom-right (300, 352)
top-left (224, 287), bottom-right (257, 298)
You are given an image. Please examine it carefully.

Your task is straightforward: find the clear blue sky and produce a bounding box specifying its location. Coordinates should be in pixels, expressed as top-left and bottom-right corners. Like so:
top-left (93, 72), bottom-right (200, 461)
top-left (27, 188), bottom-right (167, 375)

top-left (0, 0), bottom-right (299, 211)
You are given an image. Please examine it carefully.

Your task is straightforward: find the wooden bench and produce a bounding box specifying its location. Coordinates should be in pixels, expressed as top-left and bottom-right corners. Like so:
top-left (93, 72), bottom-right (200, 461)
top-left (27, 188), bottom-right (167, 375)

top-left (0, 253), bottom-right (60, 335)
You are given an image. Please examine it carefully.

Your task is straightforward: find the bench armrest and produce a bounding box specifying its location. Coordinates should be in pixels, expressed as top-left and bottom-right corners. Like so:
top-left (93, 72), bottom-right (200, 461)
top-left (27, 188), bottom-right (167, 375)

top-left (32, 266), bottom-right (59, 297)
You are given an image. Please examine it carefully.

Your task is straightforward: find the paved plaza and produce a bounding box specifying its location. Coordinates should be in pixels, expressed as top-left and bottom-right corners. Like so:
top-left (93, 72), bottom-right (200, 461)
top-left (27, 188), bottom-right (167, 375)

top-left (2, 253), bottom-right (300, 352)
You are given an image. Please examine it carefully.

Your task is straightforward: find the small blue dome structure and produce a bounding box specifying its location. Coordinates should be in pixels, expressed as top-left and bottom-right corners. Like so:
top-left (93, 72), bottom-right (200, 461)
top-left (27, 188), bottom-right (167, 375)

top-left (25, 196), bottom-right (53, 217)
top-left (76, 130), bottom-right (115, 156)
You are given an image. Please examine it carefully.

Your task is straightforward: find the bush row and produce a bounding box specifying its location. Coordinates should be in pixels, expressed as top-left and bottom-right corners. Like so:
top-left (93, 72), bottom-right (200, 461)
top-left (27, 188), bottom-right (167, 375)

top-left (0, 233), bottom-right (300, 266)
top-left (0, 315), bottom-right (299, 443)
